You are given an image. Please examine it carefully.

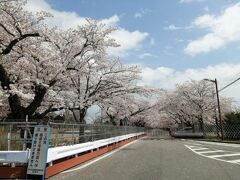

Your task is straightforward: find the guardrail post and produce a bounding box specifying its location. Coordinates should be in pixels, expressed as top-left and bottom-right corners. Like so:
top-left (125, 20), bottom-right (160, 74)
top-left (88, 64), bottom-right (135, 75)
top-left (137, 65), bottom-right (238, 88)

top-left (11, 162), bottom-right (15, 168)
top-left (49, 162), bottom-right (53, 167)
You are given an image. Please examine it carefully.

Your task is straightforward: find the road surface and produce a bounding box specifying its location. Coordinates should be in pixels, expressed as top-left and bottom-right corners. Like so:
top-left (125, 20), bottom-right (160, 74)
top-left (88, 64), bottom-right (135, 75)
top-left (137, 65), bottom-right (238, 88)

top-left (51, 137), bottom-right (240, 180)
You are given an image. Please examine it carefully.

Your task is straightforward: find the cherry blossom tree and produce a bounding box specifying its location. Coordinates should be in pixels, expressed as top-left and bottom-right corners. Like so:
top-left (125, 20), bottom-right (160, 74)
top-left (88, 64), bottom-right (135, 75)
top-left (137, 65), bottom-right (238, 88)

top-left (0, 0), bottom-right (141, 122)
top-left (0, 0), bottom-right (233, 133)
top-left (0, 0), bottom-right (55, 119)
top-left (159, 80), bottom-right (233, 130)
top-left (65, 59), bottom-right (141, 123)
top-left (99, 95), bottom-right (134, 125)
top-left (99, 88), bottom-right (163, 127)
top-left (36, 19), bottom-right (119, 122)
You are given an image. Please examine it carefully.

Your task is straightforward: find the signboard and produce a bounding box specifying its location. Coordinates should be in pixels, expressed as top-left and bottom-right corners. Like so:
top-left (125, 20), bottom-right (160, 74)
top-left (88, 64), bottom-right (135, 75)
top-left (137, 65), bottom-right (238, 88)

top-left (27, 125), bottom-right (50, 176)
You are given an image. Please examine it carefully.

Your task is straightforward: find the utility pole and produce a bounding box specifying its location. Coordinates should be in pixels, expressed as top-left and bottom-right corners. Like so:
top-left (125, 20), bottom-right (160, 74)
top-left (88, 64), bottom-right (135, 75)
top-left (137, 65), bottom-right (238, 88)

top-left (204, 78), bottom-right (224, 140)
top-left (214, 79), bottom-right (224, 140)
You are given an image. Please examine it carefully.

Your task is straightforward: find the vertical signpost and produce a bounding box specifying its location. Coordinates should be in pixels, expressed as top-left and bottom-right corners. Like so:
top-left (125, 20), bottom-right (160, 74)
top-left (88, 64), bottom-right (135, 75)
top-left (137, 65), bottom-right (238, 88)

top-left (27, 125), bottom-right (51, 180)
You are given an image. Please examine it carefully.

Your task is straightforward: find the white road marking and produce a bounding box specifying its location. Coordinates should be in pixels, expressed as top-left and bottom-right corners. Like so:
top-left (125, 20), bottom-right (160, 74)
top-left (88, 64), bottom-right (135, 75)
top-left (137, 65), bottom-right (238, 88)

top-left (192, 147), bottom-right (209, 151)
top-left (61, 139), bottom-right (140, 174)
top-left (228, 159), bottom-right (240, 163)
top-left (192, 140), bottom-right (240, 148)
top-left (187, 145), bottom-right (197, 148)
top-left (209, 153), bottom-right (240, 158)
top-left (185, 145), bottom-right (240, 165)
top-left (200, 150), bottom-right (225, 154)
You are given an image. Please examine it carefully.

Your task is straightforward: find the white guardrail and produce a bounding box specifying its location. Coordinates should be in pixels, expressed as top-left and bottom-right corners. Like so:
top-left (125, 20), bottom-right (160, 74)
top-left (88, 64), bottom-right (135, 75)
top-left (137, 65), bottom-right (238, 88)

top-left (0, 132), bottom-right (144, 164)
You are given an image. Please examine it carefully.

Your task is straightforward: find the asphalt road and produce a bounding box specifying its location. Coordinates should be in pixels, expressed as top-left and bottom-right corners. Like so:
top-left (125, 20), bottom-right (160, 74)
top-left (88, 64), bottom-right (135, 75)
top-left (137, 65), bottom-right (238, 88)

top-left (51, 137), bottom-right (240, 180)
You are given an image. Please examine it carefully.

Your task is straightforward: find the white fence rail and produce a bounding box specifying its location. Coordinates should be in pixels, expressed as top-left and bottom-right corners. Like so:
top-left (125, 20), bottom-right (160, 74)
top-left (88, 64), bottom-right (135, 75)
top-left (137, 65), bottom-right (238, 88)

top-left (0, 132), bottom-right (144, 164)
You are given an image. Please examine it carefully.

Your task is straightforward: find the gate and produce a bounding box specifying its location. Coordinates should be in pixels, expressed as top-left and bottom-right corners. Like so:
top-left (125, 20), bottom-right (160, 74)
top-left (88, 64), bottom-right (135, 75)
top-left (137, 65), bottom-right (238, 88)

top-left (146, 128), bottom-right (170, 139)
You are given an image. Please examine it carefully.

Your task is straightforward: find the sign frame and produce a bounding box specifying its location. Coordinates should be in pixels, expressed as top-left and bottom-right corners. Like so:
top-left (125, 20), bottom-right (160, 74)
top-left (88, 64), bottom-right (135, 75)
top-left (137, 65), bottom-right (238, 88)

top-left (27, 125), bottom-right (51, 179)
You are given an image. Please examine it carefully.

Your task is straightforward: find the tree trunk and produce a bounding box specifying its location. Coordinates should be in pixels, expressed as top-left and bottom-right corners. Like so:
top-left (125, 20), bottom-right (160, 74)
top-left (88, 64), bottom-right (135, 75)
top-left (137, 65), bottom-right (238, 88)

top-left (0, 62), bottom-right (49, 120)
top-left (25, 85), bottom-right (47, 116)
top-left (0, 64), bottom-right (11, 90)
top-left (79, 107), bottom-right (87, 143)
top-left (7, 85), bottom-right (47, 120)
top-left (198, 116), bottom-right (204, 132)
top-left (106, 111), bottom-right (117, 125)
top-left (109, 117), bottom-right (117, 126)
top-left (79, 108), bottom-right (87, 123)
top-left (191, 123), bottom-right (195, 133)
top-left (8, 94), bottom-right (24, 119)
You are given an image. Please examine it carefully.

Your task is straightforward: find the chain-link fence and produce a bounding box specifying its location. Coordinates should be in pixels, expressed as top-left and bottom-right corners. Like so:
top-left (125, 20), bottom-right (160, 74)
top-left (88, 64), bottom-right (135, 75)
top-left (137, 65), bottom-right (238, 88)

top-left (0, 121), bottom-right (145, 151)
top-left (49, 122), bottom-right (143, 147)
top-left (203, 123), bottom-right (240, 140)
top-left (170, 121), bottom-right (240, 141)
top-left (0, 122), bottom-right (37, 151)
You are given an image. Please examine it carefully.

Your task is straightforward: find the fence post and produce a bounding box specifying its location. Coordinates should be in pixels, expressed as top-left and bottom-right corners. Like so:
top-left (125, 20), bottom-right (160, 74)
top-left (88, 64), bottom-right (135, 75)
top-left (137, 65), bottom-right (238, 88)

top-left (91, 125), bottom-right (93, 141)
top-left (7, 132), bottom-right (11, 150)
top-left (55, 126), bottom-right (59, 146)
top-left (71, 124), bottom-right (74, 145)
top-left (23, 115), bottom-right (28, 150)
top-left (7, 125), bottom-right (12, 151)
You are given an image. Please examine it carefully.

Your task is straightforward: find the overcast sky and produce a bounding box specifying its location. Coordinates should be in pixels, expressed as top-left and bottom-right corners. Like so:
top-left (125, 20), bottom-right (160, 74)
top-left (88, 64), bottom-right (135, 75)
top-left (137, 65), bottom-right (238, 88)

top-left (26, 0), bottom-right (240, 104)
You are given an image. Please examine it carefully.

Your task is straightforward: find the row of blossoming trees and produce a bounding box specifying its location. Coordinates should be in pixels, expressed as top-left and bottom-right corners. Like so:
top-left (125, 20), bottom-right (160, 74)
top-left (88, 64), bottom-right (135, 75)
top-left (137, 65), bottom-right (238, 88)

top-left (0, 0), bottom-right (160, 126)
top-left (0, 0), bottom-right (233, 128)
top-left (160, 80), bottom-right (233, 130)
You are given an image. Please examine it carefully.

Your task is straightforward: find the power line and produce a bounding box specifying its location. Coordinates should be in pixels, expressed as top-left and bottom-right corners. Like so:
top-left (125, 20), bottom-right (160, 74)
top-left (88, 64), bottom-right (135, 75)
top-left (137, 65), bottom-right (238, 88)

top-left (218, 77), bottom-right (240, 93)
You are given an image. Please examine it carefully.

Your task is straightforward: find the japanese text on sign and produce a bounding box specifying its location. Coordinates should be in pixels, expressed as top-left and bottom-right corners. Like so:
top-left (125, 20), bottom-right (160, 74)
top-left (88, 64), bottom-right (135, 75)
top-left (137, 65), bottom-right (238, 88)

top-left (27, 125), bottom-right (50, 176)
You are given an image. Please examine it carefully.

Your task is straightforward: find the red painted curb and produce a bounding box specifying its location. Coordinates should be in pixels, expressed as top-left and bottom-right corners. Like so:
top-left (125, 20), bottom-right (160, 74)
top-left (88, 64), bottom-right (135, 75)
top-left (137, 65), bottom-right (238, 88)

top-left (0, 166), bottom-right (27, 179)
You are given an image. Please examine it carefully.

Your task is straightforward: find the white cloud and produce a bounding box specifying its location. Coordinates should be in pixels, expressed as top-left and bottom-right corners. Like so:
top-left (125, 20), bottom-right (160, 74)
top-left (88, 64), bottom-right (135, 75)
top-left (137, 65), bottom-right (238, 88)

top-left (185, 3), bottom-right (240, 56)
top-left (164, 24), bottom-right (192, 31)
top-left (193, 14), bottom-right (215, 28)
top-left (138, 53), bottom-right (158, 59)
top-left (134, 13), bottom-right (142, 18)
top-left (25, 0), bottom-right (148, 57)
top-left (164, 25), bottom-right (180, 31)
top-left (100, 15), bottom-right (120, 27)
top-left (139, 63), bottom-right (240, 102)
top-left (25, 0), bottom-right (87, 29)
top-left (174, 38), bottom-right (185, 43)
top-left (180, 0), bottom-right (207, 3)
top-left (108, 30), bottom-right (148, 56)
top-left (134, 9), bottom-right (152, 19)
top-left (185, 34), bottom-right (225, 56)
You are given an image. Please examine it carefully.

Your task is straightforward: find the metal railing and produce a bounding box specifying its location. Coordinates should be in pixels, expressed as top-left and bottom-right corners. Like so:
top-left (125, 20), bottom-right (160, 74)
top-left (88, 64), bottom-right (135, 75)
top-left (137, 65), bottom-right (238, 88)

top-left (0, 121), bottom-right (145, 151)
